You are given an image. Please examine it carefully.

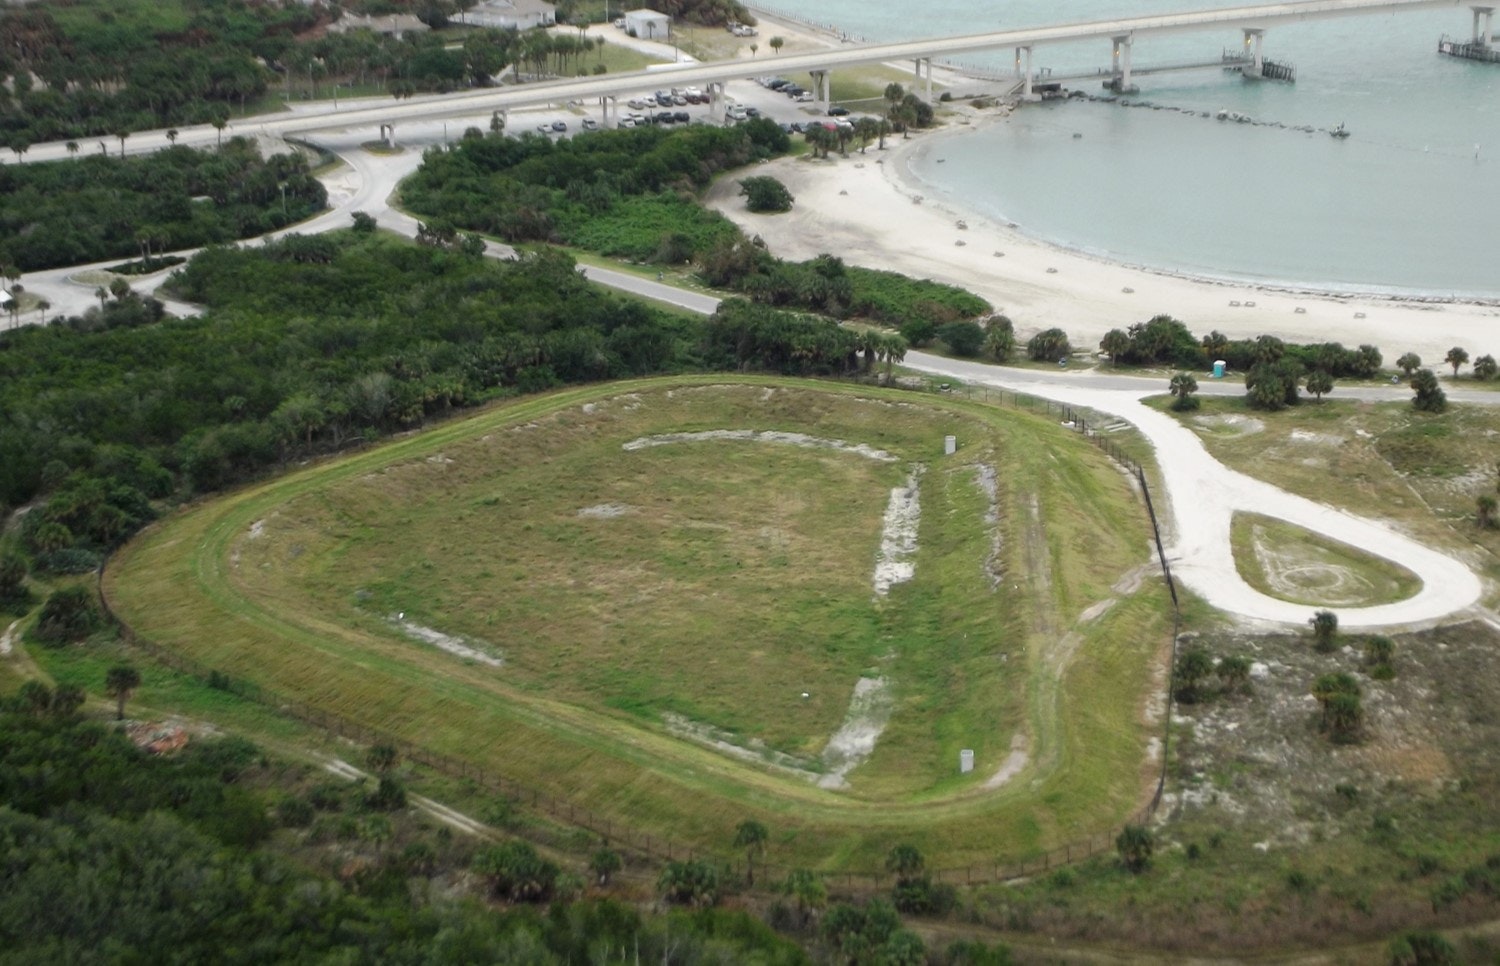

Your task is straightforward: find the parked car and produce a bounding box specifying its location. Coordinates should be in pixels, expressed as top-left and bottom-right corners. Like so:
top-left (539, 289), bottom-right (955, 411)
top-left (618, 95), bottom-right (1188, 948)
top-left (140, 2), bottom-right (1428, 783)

top-left (744, 106), bottom-right (760, 118)
top-left (795, 91), bottom-right (814, 102)
top-left (726, 106), bottom-right (748, 121)
top-left (783, 84), bottom-right (805, 96)
top-left (581, 118), bottom-right (598, 130)
top-left (673, 110), bottom-right (690, 123)
top-left (828, 105), bottom-right (850, 117)
top-left (619, 117), bottom-right (637, 128)
top-left (536, 123), bottom-right (551, 133)
top-left (551, 120), bottom-right (568, 132)
top-left (654, 111), bottom-right (676, 124)
top-left (613, 17), bottom-right (626, 28)
top-left (767, 78), bottom-right (790, 90)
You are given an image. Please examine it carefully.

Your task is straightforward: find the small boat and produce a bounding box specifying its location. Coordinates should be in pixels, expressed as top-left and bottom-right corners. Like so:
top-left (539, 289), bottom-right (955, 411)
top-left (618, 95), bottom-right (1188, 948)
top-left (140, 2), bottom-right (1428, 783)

top-left (1330, 122), bottom-right (1351, 139)
top-left (1215, 108), bottom-right (1229, 120)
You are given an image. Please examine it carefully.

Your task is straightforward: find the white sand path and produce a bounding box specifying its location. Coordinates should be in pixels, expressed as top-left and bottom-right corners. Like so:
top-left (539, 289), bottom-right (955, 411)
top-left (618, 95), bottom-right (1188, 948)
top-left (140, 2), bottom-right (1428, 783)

top-left (900, 354), bottom-right (1485, 630)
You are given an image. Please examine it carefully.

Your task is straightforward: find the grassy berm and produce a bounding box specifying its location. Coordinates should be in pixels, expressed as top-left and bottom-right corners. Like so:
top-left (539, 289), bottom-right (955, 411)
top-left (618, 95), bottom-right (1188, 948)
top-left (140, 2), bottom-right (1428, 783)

top-left (105, 376), bottom-right (1165, 872)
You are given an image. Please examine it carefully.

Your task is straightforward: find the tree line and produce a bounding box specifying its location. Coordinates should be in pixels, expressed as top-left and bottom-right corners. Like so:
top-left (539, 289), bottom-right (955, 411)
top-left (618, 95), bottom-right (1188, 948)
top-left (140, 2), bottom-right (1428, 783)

top-left (0, 227), bottom-right (892, 580)
top-left (0, 139), bottom-right (326, 272)
top-left (403, 121), bottom-right (991, 327)
top-left (0, 693), bottom-right (814, 963)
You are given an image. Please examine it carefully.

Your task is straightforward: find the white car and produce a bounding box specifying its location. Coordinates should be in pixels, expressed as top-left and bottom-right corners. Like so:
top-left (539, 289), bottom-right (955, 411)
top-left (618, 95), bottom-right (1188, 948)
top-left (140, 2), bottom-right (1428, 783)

top-left (726, 107), bottom-right (748, 121)
top-left (581, 118), bottom-right (599, 131)
top-left (795, 91), bottom-right (814, 103)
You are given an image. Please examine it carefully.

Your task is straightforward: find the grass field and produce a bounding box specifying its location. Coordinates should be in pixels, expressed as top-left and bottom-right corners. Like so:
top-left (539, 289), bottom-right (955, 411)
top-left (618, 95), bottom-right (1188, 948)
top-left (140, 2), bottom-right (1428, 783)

top-left (1231, 512), bottom-right (1424, 608)
top-left (105, 376), bottom-right (1165, 870)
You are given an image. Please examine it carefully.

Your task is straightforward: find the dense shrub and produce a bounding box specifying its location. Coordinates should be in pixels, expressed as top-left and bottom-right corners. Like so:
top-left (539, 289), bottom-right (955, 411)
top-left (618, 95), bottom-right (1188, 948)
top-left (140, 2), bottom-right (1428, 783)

top-left (31, 585), bottom-right (101, 646)
top-left (0, 141), bottom-right (325, 271)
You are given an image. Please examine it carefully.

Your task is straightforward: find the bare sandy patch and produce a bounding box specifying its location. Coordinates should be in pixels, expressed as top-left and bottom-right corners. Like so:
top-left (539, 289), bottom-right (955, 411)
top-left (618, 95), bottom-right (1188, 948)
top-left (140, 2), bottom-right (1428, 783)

top-left (0, 619), bottom-right (17, 656)
top-left (577, 503), bottom-right (632, 519)
top-left (622, 429), bottom-right (898, 462)
top-left (818, 676), bottom-right (895, 790)
top-left (391, 616), bottom-right (503, 667)
top-left (248, 519), bottom-right (266, 540)
top-left (983, 733), bottom-right (1030, 789)
top-left (873, 466), bottom-right (924, 596)
top-left (1192, 413), bottom-right (1265, 436)
top-left (662, 712), bottom-right (820, 778)
top-left (972, 464), bottom-right (1004, 590)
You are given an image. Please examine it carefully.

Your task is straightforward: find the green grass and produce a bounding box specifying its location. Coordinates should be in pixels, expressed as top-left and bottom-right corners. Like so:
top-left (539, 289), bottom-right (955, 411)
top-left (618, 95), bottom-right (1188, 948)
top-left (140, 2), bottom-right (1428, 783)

top-left (106, 376), bottom-right (1164, 870)
top-left (1231, 512), bottom-right (1423, 608)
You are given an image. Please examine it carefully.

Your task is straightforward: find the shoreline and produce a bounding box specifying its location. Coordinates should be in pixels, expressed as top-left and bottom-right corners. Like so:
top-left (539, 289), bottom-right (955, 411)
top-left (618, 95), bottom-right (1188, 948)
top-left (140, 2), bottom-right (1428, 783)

top-left (703, 118), bottom-right (1500, 365)
top-left (893, 118), bottom-right (1500, 310)
top-left (725, 9), bottom-right (1499, 363)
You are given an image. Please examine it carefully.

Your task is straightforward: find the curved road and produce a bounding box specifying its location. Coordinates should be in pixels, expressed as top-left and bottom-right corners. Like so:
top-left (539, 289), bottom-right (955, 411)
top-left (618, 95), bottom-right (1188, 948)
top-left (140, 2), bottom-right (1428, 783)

top-left (11, 115), bottom-right (1488, 630)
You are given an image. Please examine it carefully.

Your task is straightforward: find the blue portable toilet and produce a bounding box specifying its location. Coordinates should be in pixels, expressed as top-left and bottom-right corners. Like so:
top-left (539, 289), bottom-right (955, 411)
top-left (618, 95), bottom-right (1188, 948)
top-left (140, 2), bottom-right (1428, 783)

top-left (1212, 359), bottom-right (1227, 379)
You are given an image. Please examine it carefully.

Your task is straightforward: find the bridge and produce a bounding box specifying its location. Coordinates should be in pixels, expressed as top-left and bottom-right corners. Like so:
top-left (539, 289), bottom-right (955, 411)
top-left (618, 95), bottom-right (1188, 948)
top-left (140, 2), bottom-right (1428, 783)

top-left (8, 0), bottom-right (1490, 155)
top-left (264, 0), bottom-right (1479, 137)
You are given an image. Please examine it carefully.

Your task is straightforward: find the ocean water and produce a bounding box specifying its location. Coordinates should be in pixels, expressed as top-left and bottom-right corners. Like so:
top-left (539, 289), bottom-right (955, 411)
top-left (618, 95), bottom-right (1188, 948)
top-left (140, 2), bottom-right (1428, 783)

top-left (763, 1), bottom-right (1500, 295)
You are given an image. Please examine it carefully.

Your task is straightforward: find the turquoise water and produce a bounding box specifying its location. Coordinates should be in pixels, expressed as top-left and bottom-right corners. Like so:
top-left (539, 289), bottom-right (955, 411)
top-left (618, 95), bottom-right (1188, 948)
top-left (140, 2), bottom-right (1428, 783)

top-left (761, 2), bottom-right (1500, 295)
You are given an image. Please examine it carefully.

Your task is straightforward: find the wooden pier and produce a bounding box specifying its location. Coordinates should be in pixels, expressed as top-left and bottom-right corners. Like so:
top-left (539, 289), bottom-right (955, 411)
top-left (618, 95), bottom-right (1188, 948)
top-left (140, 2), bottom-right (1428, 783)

top-left (1438, 36), bottom-right (1500, 62)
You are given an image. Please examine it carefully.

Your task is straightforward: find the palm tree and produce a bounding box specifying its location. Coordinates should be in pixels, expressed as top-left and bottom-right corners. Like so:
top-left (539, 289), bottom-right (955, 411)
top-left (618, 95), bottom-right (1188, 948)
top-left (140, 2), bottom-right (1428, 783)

top-left (166, 128), bottom-right (179, 146)
top-left (1305, 369), bottom-right (1333, 400)
top-left (115, 129), bottom-right (130, 156)
top-left (65, 140), bottom-right (79, 159)
top-left (769, 36), bottom-right (784, 55)
top-left (1200, 329), bottom-right (1229, 359)
top-left (780, 869), bottom-right (826, 925)
top-left (105, 665), bottom-right (142, 720)
top-left (749, 42), bottom-right (758, 57)
top-left (1116, 825), bottom-right (1154, 872)
top-left (1474, 354), bottom-right (1498, 380)
top-left (1445, 345), bottom-right (1469, 376)
top-left (885, 844), bottom-right (924, 881)
top-left (881, 332), bottom-right (907, 383)
top-left (983, 316), bottom-right (1015, 361)
top-left (1309, 609), bottom-right (1338, 652)
top-left (733, 819), bottom-right (768, 885)
top-left (35, 298), bottom-right (50, 323)
top-left (1100, 328), bottom-right (1130, 366)
top-left (1396, 352), bottom-right (1422, 376)
top-left (1169, 372), bottom-right (1199, 405)
top-left (212, 113), bottom-right (229, 148)
top-left (366, 743), bottom-right (399, 774)
top-left (590, 848), bottom-right (622, 886)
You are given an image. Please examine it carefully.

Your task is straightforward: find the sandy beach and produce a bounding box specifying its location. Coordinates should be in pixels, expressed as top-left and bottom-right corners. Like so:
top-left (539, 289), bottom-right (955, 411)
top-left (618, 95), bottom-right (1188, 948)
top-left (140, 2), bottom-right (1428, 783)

top-left (702, 111), bottom-right (1500, 367)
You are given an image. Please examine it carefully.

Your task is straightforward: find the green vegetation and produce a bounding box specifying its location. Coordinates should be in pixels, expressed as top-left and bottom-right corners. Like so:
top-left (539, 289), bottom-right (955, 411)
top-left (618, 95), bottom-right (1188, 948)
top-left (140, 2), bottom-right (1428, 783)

top-left (0, 695), bottom-right (810, 963)
top-left (1026, 327), bottom-right (1072, 362)
top-left (106, 377), bottom-right (1161, 869)
top-left (403, 123), bottom-right (989, 326)
top-left (0, 140), bottom-right (325, 271)
top-left (1411, 368), bottom-right (1448, 413)
top-left (739, 175), bottom-right (794, 213)
top-left (1230, 513), bottom-right (1422, 609)
top-left (0, 231), bottom-right (696, 565)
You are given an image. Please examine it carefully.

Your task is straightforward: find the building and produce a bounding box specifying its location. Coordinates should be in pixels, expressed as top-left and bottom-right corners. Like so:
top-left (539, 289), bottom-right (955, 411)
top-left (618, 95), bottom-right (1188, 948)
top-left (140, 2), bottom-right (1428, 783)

top-left (624, 8), bottom-right (671, 41)
top-left (326, 13), bottom-right (430, 39)
top-left (463, 0), bottom-right (557, 30)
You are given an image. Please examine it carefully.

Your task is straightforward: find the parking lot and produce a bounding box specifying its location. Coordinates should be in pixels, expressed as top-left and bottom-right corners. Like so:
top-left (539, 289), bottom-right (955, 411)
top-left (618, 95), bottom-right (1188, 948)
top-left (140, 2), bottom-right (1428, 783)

top-left (513, 74), bottom-right (874, 139)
